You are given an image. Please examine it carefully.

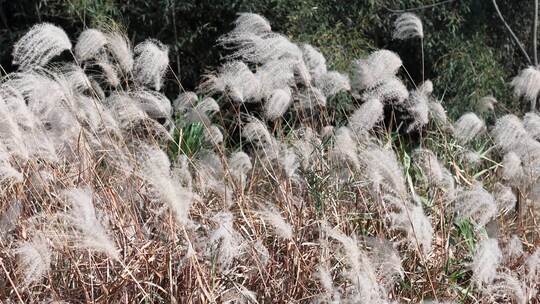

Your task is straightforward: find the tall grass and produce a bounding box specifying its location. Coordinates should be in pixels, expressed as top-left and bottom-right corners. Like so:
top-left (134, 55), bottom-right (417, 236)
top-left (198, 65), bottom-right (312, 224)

top-left (0, 13), bottom-right (539, 303)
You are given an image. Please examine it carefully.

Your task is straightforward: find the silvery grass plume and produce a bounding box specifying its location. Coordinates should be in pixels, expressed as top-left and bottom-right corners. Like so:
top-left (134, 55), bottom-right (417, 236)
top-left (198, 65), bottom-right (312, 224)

top-left (207, 211), bottom-right (246, 272)
top-left (133, 39), bottom-right (169, 90)
top-left (349, 98), bottom-right (384, 134)
top-left (301, 44), bottom-right (327, 80)
top-left (461, 149), bottom-right (483, 169)
top-left (0, 96), bottom-right (30, 159)
top-left (452, 112), bottom-right (485, 144)
top-left (351, 49), bottom-right (402, 91)
top-left (257, 208), bottom-right (293, 240)
top-left (404, 85), bottom-right (430, 132)
top-left (276, 142), bottom-right (300, 179)
top-left (0, 200), bottom-right (22, 237)
top-left (476, 96), bottom-right (497, 114)
top-left (96, 57), bottom-right (121, 87)
top-left (173, 91), bottom-right (198, 115)
top-left (315, 263), bottom-right (342, 303)
top-left (323, 224), bottom-right (387, 303)
top-left (74, 28), bottom-right (107, 62)
top-left (140, 146), bottom-right (196, 226)
top-left (428, 99), bottom-right (451, 129)
top-left (61, 64), bottom-right (92, 92)
top-left (130, 89), bottom-right (172, 122)
top-left (330, 126), bottom-right (362, 172)
top-left (491, 114), bottom-right (530, 152)
top-left (203, 124), bottom-right (223, 145)
top-left (503, 235), bottom-right (524, 261)
top-left (62, 187), bottom-right (119, 260)
top-left (493, 182), bottom-right (517, 213)
top-left (523, 112), bottom-right (540, 140)
top-left (0, 156), bottom-right (23, 186)
top-left (228, 151), bottom-right (252, 189)
top-left (293, 58), bottom-right (311, 86)
top-left (184, 97), bottom-right (220, 125)
top-left (314, 71), bottom-right (351, 97)
top-left (361, 76), bottom-right (409, 104)
top-left (471, 238), bottom-right (502, 285)
top-left (412, 148), bottom-right (445, 186)
top-left (200, 61), bottom-right (260, 103)
top-left (231, 12), bottom-right (272, 35)
top-left (393, 13), bottom-right (424, 40)
top-left (292, 127), bottom-right (322, 170)
top-left (453, 184), bottom-right (497, 228)
top-left (220, 31), bottom-right (302, 65)
top-left (511, 66), bottom-right (540, 109)
top-left (241, 117), bottom-right (278, 158)
top-left (296, 86), bottom-right (327, 109)
top-left (12, 23), bottom-right (72, 70)
top-left (419, 79), bottom-right (433, 95)
top-left (365, 238), bottom-right (404, 287)
top-left (0, 85), bottom-right (57, 162)
top-left (221, 286), bottom-right (259, 304)
top-left (195, 152), bottom-right (231, 200)
top-left (388, 203), bottom-right (434, 255)
top-left (14, 234), bottom-right (52, 288)
top-left (106, 93), bottom-right (149, 129)
top-left (500, 151), bottom-right (523, 182)
top-left (483, 272), bottom-right (527, 304)
top-left (255, 58), bottom-right (295, 99)
top-left (106, 31), bottom-right (134, 73)
top-left (264, 87), bottom-right (292, 120)
top-left (525, 248), bottom-right (540, 296)
top-left (361, 146), bottom-right (408, 199)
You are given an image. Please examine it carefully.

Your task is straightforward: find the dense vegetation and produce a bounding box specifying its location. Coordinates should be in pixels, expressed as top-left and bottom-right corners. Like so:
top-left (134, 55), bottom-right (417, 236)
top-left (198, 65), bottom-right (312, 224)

top-left (2, 2), bottom-right (540, 303)
top-left (0, 0), bottom-right (537, 116)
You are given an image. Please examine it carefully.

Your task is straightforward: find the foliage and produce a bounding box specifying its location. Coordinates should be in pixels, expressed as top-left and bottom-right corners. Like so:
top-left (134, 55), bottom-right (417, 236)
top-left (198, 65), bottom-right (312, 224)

top-left (0, 0), bottom-right (536, 114)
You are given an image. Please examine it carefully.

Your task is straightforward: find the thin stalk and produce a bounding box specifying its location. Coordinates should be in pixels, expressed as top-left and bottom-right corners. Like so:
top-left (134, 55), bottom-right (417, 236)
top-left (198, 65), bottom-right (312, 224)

top-left (421, 37), bottom-right (425, 84)
top-left (535, 0), bottom-right (539, 65)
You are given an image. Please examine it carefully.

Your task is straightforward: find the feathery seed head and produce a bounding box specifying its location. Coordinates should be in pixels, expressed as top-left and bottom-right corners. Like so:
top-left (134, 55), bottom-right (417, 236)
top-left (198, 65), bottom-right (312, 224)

top-left (351, 50), bottom-right (402, 91)
top-left (523, 112), bottom-right (540, 140)
top-left (63, 187), bottom-right (119, 259)
top-left (315, 71), bottom-right (350, 97)
top-left (511, 66), bottom-right (540, 102)
top-left (349, 98), bottom-right (384, 134)
top-left (106, 31), bottom-right (134, 73)
top-left (264, 88), bottom-right (292, 120)
top-left (13, 23), bottom-right (72, 70)
top-left (133, 39), bottom-right (169, 90)
top-left (471, 238), bottom-right (502, 285)
top-left (393, 13), bottom-right (424, 40)
top-left (477, 96), bottom-right (497, 114)
top-left (14, 234), bottom-right (52, 287)
top-left (493, 182), bottom-right (517, 213)
top-left (74, 29), bottom-right (107, 61)
top-left (301, 44), bottom-right (327, 80)
top-left (453, 184), bottom-right (497, 227)
top-left (173, 91), bottom-right (198, 115)
top-left (491, 114), bottom-right (529, 152)
top-left (258, 208), bottom-right (293, 240)
top-left (501, 152), bottom-right (523, 183)
top-left (362, 76), bottom-right (409, 104)
top-left (453, 112), bottom-right (485, 144)
top-left (232, 13), bottom-right (272, 35)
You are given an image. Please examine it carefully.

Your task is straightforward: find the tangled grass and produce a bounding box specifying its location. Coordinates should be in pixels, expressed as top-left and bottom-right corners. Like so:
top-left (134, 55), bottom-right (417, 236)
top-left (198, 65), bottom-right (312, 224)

top-left (1, 13), bottom-right (540, 304)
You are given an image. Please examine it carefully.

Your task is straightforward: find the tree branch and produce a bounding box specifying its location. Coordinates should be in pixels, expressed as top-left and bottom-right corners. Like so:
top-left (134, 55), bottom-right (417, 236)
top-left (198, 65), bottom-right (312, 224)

top-left (384, 0), bottom-right (457, 13)
top-left (492, 0), bottom-right (532, 65)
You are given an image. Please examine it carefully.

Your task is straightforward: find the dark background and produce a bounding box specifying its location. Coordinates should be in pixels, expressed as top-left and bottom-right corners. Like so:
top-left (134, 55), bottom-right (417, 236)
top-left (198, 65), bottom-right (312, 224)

top-left (0, 0), bottom-right (534, 117)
